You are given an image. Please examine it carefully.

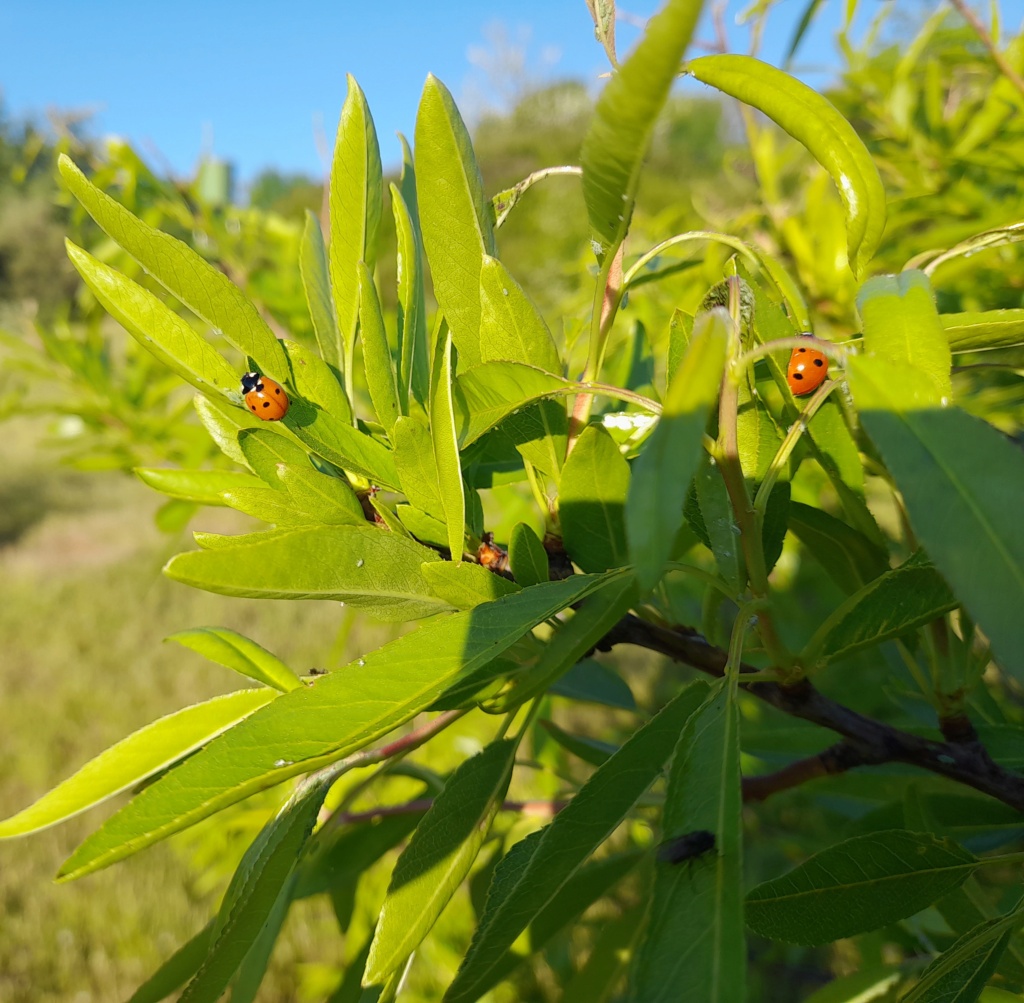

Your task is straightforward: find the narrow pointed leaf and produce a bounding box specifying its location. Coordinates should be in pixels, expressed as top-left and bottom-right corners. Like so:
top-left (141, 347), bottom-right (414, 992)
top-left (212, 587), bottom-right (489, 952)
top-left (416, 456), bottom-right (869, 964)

top-left (283, 338), bottom-right (353, 424)
top-left (443, 680), bottom-right (710, 1003)
top-left (431, 327), bottom-right (465, 562)
top-left (179, 779), bottom-right (328, 1003)
top-left (560, 424), bottom-right (629, 574)
top-left (66, 241), bottom-right (238, 398)
top-left (630, 679), bottom-right (744, 1003)
top-left (581, 0), bottom-right (703, 259)
top-left (802, 553), bottom-right (957, 667)
top-left (688, 55), bottom-right (886, 276)
top-left (0, 689), bottom-right (276, 838)
top-left (299, 209), bottom-right (341, 374)
top-left (366, 739), bottom-right (519, 983)
top-left (745, 830), bottom-right (978, 945)
top-left (788, 502), bottom-right (889, 595)
top-left (415, 75), bottom-right (494, 367)
top-left (195, 394), bottom-right (264, 466)
top-left (392, 181), bottom-right (429, 411)
top-left (329, 75), bottom-right (383, 375)
top-left (627, 308), bottom-right (728, 592)
top-left (941, 309), bottom-right (1024, 353)
top-left (59, 155), bottom-right (288, 377)
top-left (164, 525), bottom-right (449, 621)
top-left (857, 271), bottom-right (951, 403)
top-left (359, 262), bottom-right (401, 434)
top-left (422, 562), bottom-right (521, 609)
top-left (849, 355), bottom-right (1024, 680)
top-left (135, 468), bottom-right (263, 506)
top-left (454, 362), bottom-right (570, 447)
top-left (393, 415), bottom-right (444, 518)
top-left (282, 399), bottom-right (399, 488)
top-left (166, 627), bottom-right (302, 693)
top-left (127, 921), bottom-right (214, 1003)
top-left (508, 522), bottom-right (549, 587)
top-left (58, 574), bottom-right (606, 880)
top-left (478, 256), bottom-right (560, 374)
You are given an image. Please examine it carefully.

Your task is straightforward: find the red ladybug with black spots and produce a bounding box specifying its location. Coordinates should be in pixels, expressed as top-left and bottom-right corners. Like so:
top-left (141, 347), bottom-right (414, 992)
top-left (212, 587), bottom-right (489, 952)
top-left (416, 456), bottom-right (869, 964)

top-left (241, 371), bottom-right (289, 420)
top-left (787, 337), bottom-right (829, 396)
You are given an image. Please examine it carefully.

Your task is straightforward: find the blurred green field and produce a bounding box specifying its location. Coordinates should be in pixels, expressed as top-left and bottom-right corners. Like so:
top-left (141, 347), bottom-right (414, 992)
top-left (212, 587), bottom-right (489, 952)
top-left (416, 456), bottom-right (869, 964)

top-left (0, 420), bottom-right (382, 1002)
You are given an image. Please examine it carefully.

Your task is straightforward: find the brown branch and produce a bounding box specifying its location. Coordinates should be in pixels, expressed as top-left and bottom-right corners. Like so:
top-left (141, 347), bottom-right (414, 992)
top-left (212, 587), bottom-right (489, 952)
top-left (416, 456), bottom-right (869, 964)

top-left (604, 615), bottom-right (1024, 812)
top-left (948, 0), bottom-right (1024, 99)
top-left (742, 742), bottom-right (875, 803)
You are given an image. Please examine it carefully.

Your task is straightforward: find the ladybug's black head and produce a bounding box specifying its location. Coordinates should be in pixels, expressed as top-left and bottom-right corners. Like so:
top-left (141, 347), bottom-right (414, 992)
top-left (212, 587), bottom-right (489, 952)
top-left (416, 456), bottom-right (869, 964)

top-left (241, 371), bottom-right (262, 393)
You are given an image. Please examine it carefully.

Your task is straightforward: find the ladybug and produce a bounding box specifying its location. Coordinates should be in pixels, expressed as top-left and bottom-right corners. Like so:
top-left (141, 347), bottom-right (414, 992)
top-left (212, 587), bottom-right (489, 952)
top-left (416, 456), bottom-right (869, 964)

top-left (657, 828), bottom-right (716, 865)
top-left (787, 336), bottom-right (829, 396)
top-left (241, 371), bottom-right (289, 420)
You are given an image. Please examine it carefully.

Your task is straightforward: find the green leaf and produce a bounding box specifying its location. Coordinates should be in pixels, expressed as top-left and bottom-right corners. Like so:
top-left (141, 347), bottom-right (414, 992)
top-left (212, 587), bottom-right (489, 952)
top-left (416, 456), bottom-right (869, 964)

top-left (941, 309), bottom-right (1024, 353)
top-left (391, 180), bottom-right (429, 411)
top-left (745, 830), bottom-right (978, 945)
top-left (229, 877), bottom-right (294, 1003)
top-left (627, 308), bottom-right (727, 592)
top-left (454, 361), bottom-right (570, 447)
top-left (0, 689), bottom-right (276, 838)
top-left (901, 906), bottom-right (1024, 1003)
top-left (358, 262), bottom-right (401, 434)
top-left (443, 680), bottom-right (710, 1003)
top-left (538, 719), bottom-right (615, 767)
top-left (397, 505), bottom-right (449, 549)
top-left (560, 424), bottom-right (630, 574)
top-left (283, 338), bottom-right (353, 425)
top-left (282, 399), bottom-right (399, 489)
top-left (802, 553), bottom-right (957, 667)
top-left (164, 525), bottom-right (448, 621)
top-left (788, 502), bottom-right (889, 595)
top-left (504, 399), bottom-right (568, 481)
top-left (629, 680), bottom-right (745, 1003)
top-left (581, 0), bottom-right (703, 259)
top-left (194, 394), bottom-right (264, 466)
top-left (127, 922), bottom-right (214, 1003)
top-left (688, 55), bottom-right (886, 276)
top-left (135, 467), bottom-right (262, 506)
top-left (421, 562), bottom-right (521, 610)
top-left (239, 427), bottom-right (365, 526)
top-left (478, 256), bottom-right (560, 374)
top-left (561, 904), bottom-right (646, 1003)
top-left (393, 415), bottom-right (444, 518)
top-left (667, 309), bottom-right (694, 387)
top-left (849, 355), bottom-right (1024, 680)
top-left (166, 627), bottom-right (302, 693)
top-left (493, 573), bottom-right (638, 708)
top-left (694, 454), bottom-right (744, 593)
top-left (299, 209), bottom-right (342, 374)
top-left (219, 484), bottom-right (314, 526)
top-left (508, 522), bottom-right (548, 587)
top-left (459, 851), bottom-right (643, 999)
top-left (66, 241), bottom-right (239, 398)
top-left (58, 575), bottom-right (606, 880)
top-left (178, 778), bottom-right (328, 1003)
top-left (366, 739), bottom-right (519, 983)
top-left (329, 75), bottom-right (383, 383)
top-left (431, 327), bottom-right (466, 562)
top-left (549, 658), bottom-right (635, 709)
top-left (59, 155), bottom-right (288, 378)
top-left (415, 75), bottom-right (495, 367)
top-left (857, 271), bottom-right (951, 403)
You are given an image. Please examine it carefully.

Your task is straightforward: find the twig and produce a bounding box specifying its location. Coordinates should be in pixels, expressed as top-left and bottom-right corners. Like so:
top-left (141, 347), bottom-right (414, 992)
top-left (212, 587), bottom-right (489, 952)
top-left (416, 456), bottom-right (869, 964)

top-left (604, 615), bottom-right (1024, 812)
top-left (948, 0), bottom-right (1024, 99)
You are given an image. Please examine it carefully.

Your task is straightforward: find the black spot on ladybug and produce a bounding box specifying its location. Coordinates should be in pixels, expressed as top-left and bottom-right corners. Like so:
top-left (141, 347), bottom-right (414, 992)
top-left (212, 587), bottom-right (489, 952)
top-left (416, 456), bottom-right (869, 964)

top-left (275, 387), bottom-right (281, 394)
top-left (813, 358), bottom-right (824, 367)
top-left (797, 347), bottom-right (807, 353)
top-left (250, 404), bottom-right (257, 411)
top-left (793, 372), bottom-right (804, 380)
top-left (262, 401), bottom-right (270, 408)
top-left (657, 829), bottom-right (716, 865)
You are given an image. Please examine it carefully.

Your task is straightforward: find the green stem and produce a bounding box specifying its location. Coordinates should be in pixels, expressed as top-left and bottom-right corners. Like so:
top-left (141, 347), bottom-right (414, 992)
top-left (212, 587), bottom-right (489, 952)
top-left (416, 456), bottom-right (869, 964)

top-left (736, 336), bottom-right (848, 371)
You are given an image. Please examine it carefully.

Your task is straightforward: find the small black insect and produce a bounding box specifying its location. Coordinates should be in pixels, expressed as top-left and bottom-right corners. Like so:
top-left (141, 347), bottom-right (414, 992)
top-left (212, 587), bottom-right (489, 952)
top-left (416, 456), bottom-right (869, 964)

top-left (657, 829), bottom-right (716, 865)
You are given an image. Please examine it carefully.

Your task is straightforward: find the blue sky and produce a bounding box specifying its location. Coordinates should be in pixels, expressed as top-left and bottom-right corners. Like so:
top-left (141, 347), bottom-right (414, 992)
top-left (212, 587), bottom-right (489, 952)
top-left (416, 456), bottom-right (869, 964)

top-left (1, 1), bottom-right (866, 186)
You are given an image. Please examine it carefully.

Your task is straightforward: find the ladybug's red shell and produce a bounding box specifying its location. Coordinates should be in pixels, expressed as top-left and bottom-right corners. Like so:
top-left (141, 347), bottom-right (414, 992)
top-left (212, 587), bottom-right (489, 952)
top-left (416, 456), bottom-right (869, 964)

top-left (241, 372), bottom-right (289, 420)
top-left (787, 339), bottom-right (829, 396)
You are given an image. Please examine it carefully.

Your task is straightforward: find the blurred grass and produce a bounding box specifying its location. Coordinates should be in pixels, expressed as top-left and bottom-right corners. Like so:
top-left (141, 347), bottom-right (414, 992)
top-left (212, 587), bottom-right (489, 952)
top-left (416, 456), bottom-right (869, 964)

top-left (0, 419), bottom-right (392, 1002)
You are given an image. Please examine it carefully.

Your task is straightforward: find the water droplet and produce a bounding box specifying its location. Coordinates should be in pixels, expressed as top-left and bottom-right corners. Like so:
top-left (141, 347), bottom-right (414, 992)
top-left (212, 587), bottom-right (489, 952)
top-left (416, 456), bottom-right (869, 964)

top-left (502, 288), bottom-right (509, 296)
top-left (357, 658), bottom-right (366, 667)
top-left (273, 758), bottom-right (291, 768)
top-left (621, 193), bottom-right (629, 201)
top-left (797, 421), bottom-right (807, 433)
top-left (940, 395), bottom-right (950, 407)
top-left (617, 214), bottom-right (624, 221)
top-left (709, 456), bottom-right (717, 467)
top-left (356, 558), bottom-right (364, 568)
top-left (338, 601), bottom-right (345, 607)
